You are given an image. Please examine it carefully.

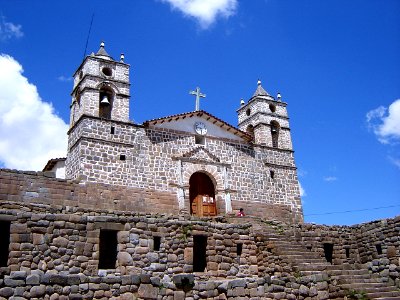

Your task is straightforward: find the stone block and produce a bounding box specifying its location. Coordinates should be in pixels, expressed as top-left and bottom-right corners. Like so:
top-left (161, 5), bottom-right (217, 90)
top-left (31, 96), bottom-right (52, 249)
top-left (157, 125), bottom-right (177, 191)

top-left (138, 284), bottom-right (158, 299)
top-left (117, 251), bottom-right (133, 266)
top-left (30, 285), bottom-right (46, 298)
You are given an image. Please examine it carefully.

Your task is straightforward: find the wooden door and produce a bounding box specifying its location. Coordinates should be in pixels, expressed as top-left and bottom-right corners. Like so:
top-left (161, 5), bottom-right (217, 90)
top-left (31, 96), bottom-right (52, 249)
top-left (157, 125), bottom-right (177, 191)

top-left (189, 172), bottom-right (216, 217)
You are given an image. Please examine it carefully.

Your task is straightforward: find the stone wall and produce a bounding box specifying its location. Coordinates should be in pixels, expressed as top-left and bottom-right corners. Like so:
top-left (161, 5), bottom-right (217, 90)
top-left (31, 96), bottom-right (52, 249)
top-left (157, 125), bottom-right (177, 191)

top-left (0, 170), bottom-right (178, 214)
top-left (0, 201), bottom-right (330, 299)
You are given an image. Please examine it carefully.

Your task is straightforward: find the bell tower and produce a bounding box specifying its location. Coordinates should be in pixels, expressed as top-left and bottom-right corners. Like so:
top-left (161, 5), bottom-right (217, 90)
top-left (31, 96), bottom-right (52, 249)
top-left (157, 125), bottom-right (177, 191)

top-left (237, 80), bottom-right (293, 150)
top-left (69, 42), bottom-right (130, 127)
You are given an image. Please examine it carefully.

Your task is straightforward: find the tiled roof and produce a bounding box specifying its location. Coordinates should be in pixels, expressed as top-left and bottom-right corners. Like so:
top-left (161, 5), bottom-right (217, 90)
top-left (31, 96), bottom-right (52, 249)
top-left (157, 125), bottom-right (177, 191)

top-left (143, 110), bottom-right (252, 141)
top-left (42, 158), bottom-right (66, 172)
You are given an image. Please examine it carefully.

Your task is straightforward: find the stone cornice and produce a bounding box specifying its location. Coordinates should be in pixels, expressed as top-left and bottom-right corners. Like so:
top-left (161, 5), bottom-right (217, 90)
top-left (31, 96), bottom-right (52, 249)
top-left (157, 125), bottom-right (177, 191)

top-left (264, 162), bottom-right (297, 170)
top-left (71, 74), bottom-right (131, 96)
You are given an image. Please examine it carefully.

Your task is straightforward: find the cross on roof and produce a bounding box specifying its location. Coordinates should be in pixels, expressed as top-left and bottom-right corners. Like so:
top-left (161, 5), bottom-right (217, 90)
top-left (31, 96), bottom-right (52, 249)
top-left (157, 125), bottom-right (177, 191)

top-left (189, 87), bottom-right (206, 111)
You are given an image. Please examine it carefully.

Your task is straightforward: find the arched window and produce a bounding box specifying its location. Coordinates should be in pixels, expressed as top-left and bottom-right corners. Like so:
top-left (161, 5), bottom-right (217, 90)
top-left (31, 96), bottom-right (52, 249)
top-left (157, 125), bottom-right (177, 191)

top-left (270, 121), bottom-right (280, 148)
top-left (246, 124), bottom-right (254, 138)
top-left (99, 85), bottom-right (114, 119)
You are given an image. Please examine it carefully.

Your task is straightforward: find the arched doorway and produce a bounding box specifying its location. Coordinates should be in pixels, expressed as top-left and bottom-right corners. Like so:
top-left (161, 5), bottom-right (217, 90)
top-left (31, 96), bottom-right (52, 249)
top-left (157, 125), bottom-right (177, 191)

top-left (189, 172), bottom-right (217, 217)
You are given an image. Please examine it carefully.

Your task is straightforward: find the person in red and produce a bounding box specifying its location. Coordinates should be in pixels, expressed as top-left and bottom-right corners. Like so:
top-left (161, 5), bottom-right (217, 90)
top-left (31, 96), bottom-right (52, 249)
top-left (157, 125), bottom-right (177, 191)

top-left (237, 208), bottom-right (245, 217)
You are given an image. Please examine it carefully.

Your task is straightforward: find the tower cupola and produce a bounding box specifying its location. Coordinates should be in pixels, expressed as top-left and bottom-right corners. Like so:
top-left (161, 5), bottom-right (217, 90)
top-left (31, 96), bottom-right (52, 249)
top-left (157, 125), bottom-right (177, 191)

top-left (69, 42), bottom-right (130, 127)
top-left (237, 80), bottom-right (293, 150)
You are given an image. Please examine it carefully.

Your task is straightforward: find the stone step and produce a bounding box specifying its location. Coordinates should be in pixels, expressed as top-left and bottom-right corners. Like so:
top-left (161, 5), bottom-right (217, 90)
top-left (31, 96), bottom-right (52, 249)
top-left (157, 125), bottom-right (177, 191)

top-left (340, 283), bottom-right (398, 291)
top-left (327, 269), bottom-right (371, 275)
top-left (333, 274), bottom-right (384, 283)
top-left (367, 291), bottom-right (400, 298)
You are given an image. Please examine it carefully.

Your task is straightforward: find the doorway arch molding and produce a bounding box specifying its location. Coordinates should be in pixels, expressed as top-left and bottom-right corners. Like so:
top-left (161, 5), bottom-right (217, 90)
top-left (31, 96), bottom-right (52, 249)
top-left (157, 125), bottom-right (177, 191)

top-left (182, 164), bottom-right (223, 190)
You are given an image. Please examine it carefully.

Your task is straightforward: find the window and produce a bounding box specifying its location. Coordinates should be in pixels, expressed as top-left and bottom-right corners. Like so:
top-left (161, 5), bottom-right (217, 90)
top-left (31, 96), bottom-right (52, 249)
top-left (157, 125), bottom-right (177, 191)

top-left (0, 221), bottom-right (11, 267)
top-left (270, 121), bottom-right (280, 148)
top-left (98, 229), bottom-right (118, 269)
top-left (102, 67), bottom-right (112, 77)
top-left (153, 236), bottom-right (161, 251)
top-left (236, 243), bottom-right (243, 256)
top-left (269, 103), bottom-right (276, 113)
top-left (195, 135), bottom-right (205, 145)
top-left (193, 235), bottom-right (207, 272)
top-left (246, 125), bottom-right (254, 137)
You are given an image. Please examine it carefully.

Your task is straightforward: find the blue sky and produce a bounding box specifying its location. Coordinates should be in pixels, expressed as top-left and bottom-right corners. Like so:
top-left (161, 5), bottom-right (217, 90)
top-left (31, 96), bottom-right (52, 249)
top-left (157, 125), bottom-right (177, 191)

top-left (0, 0), bottom-right (399, 225)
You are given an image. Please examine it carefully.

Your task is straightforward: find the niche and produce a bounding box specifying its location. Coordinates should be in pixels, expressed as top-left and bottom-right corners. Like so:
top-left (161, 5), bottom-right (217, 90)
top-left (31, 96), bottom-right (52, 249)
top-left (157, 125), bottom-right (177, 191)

top-left (98, 229), bottom-right (118, 269)
top-left (345, 248), bottom-right (350, 259)
top-left (376, 244), bottom-right (382, 255)
top-left (270, 170), bottom-right (275, 179)
top-left (195, 135), bottom-right (205, 145)
top-left (153, 236), bottom-right (161, 251)
top-left (0, 221), bottom-right (11, 267)
top-left (236, 243), bottom-right (243, 256)
top-left (323, 243), bottom-right (333, 264)
top-left (193, 235), bottom-right (207, 272)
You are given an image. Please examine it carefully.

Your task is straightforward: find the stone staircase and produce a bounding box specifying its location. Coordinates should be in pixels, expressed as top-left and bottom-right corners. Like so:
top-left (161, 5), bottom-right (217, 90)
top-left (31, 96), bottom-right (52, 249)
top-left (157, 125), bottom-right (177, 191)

top-left (246, 218), bottom-right (400, 299)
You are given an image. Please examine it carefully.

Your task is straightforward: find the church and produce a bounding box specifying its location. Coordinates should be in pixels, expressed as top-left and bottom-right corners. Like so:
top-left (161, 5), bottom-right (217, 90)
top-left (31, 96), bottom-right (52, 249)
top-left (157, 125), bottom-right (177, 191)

top-left (64, 42), bottom-right (303, 223)
top-left (0, 43), bottom-right (399, 299)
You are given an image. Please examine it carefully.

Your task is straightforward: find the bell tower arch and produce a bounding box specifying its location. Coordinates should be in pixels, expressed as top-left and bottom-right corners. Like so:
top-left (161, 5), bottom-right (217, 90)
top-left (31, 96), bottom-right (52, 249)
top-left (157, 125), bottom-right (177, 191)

top-left (69, 41), bottom-right (130, 127)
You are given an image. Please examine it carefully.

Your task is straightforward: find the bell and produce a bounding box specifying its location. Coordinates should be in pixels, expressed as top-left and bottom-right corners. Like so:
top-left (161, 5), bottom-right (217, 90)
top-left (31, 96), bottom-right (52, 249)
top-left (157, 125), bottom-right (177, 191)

top-left (100, 95), bottom-right (110, 106)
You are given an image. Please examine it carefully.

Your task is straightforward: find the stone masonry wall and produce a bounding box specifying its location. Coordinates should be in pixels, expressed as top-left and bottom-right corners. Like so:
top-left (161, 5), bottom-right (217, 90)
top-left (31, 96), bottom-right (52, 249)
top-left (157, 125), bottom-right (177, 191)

top-left (0, 170), bottom-right (178, 214)
top-left (70, 56), bottom-right (130, 127)
top-left (0, 202), bottom-right (331, 299)
top-left (66, 116), bottom-right (303, 223)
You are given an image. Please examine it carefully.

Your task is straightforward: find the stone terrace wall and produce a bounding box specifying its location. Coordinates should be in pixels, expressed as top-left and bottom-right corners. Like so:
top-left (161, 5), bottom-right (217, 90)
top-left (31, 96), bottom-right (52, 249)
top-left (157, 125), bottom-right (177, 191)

top-left (295, 217), bottom-right (400, 287)
top-left (0, 202), bottom-right (331, 299)
top-left (0, 169), bottom-right (178, 214)
top-left (353, 217), bottom-right (400, 286)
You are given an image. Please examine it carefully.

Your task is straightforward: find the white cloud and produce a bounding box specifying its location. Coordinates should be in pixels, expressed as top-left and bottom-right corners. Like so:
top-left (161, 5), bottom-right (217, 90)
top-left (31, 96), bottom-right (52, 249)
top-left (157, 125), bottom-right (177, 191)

top-left (57, 75), bottom-right (73, 82)
top-left (0, 54), bottom-right (68, 171)
top-left (388, 156), bottom-right (400, 169)
top-left (299, 182), bottom-right (306, 197)
top-left (323, 176), bottom-right (337, 182)
top-left (160, 0), bottom-right (238, 28)
top-left (0, 17), bottom-right (23, 41)
top-left (366, 99), bottom-right (400, 144)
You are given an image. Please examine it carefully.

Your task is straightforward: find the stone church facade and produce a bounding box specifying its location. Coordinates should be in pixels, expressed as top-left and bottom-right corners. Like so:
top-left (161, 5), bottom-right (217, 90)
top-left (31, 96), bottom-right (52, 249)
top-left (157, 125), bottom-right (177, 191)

top-left (66, 43), bottom-right (303, 223)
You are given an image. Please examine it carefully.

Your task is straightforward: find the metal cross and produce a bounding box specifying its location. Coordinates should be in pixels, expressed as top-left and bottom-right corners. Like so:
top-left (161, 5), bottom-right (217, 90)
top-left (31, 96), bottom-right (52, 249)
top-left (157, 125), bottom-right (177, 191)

top-left (189, 87), bottom-right (206, 111)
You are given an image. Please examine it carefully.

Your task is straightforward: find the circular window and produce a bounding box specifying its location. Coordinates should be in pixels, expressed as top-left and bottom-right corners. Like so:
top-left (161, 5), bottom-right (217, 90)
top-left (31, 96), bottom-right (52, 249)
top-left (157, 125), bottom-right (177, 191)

top-left (269, 104), bottom-right (276, 113)
top-left (102, 67), bottom-right (112, 77)
top-left (246, 108), bottom-right (251, 116)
